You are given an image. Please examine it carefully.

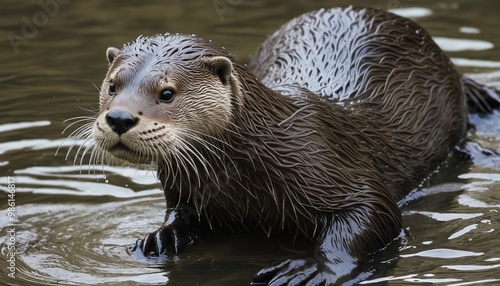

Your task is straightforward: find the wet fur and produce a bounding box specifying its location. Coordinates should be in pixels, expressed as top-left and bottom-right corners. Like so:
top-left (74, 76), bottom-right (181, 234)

top-left (154, 6), bottom-right (468, 248)
top-left (249, 7), bottom-right (468, 202)
top-left (72, 6), bottom-right (500, 285)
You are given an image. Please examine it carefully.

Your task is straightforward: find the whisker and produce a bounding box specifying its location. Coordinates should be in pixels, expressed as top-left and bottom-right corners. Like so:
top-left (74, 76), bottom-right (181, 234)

top-left (91, 82), bottom-right (101, 93)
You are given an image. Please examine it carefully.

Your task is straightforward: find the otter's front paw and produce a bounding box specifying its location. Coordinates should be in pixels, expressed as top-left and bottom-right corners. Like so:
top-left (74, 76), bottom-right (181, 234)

top-left (131, 208), bottom-right (199, 256)
top-left (251, 258), bottom-right (336, 286)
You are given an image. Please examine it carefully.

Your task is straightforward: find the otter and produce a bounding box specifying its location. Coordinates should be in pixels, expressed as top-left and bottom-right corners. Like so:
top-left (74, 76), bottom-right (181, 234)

top-left (83, 6), bottom-right (500, 285)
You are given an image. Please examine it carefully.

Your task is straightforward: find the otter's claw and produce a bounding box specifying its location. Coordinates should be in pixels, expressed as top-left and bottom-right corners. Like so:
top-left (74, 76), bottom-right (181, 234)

top-left (252, 258), bottom-right (335, 286)
top-left (131, 208), bottom-right (199, 256)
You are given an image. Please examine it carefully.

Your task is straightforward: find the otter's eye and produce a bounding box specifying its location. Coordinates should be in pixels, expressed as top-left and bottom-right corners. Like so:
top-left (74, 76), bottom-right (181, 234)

top-left (109, 80), bottom-right (116, 96)
top-left (159, 88), bottom-right (176, 103)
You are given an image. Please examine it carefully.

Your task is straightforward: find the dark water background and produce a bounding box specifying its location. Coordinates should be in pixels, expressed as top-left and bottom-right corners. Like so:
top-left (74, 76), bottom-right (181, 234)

top-left (1, 0), bottom-right (499, 285)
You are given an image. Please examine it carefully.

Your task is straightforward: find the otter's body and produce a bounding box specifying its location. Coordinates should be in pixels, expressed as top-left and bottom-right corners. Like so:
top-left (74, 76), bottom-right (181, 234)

top-left (84, 6), bottom-right (499, 285)
top-left (250, 7), bottom-right (467, 202)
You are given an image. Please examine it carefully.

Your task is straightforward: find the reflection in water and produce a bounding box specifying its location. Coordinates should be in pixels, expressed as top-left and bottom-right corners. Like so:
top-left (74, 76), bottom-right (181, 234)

top-left (0, 121), bottom-right (51, 134)
top-left (1, 200), bottom-right (168, 285)
top-left (1, 165), bottom-right (160, 197)
top-left (0, 0), bottom-right (500, 285)
top-left (435, 37), bottom-right (494, 52)
top-left (400, 249), bottom-right (483, 259)
top-left (389, 7), bottom-right (433, 18)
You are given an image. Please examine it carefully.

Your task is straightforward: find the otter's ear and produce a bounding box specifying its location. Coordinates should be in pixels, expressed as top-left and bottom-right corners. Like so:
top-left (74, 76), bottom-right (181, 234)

top-left (202, 56), bottom-right (233, 85)
top-left (106, 47), bottom-right (121, 65)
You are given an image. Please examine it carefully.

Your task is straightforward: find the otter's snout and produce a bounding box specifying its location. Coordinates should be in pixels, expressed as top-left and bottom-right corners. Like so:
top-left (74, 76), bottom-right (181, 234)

top-left (106, 109), bottom-right (139, 135)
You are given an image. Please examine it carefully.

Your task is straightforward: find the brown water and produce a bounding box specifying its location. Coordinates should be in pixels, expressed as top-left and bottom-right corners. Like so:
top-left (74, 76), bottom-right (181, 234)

top-left (1, 0), bottom-right (500, 285)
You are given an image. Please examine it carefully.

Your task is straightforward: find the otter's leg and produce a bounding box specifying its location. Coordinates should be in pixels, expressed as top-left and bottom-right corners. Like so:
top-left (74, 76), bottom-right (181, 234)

top-left (460, 77), bottom-right (500, 167)
top-left (252, 196), bottom-right (402, 285)
top-left (455, 141), bottom-right (500, 167)
top-left (463, 76), bottom-right (500, 115)
top-left (131, 204), bottom-right (200, 256)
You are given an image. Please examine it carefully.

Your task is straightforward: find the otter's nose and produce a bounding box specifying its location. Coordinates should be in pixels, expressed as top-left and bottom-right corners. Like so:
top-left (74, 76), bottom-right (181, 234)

top-left (105, 109), bottom-right (139, 135)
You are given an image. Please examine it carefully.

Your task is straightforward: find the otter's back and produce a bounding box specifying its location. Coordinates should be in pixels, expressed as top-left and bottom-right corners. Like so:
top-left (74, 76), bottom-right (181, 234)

top-left (249, 7), bottom-right (462, 106)
top-left (249, 6), bottom-right (468, 197)
top-left (250, 7), bottom-right (366, 100)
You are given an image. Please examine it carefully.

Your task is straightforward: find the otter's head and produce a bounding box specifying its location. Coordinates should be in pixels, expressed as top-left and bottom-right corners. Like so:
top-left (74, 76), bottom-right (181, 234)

top-left (93, 34), bottom-right (240, 164)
